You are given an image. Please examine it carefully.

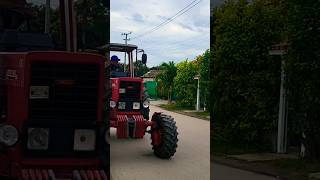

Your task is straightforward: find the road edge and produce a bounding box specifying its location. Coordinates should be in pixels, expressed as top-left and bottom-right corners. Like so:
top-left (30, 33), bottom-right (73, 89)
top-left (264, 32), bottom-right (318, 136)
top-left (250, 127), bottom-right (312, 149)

top-left (152, 102), bottom-right (286, 179)
top-left (212, 157), bottom-right (287, 180)
top-left (151, 104), bottom-right (210, 121)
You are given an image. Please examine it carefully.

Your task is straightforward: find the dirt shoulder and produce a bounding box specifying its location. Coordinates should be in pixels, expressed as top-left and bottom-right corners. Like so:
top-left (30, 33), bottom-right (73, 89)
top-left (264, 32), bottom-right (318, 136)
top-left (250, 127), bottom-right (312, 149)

top-left (212, 154), bottom-right (320, 180)
top-left (155, 103), bottom-right (210, 121)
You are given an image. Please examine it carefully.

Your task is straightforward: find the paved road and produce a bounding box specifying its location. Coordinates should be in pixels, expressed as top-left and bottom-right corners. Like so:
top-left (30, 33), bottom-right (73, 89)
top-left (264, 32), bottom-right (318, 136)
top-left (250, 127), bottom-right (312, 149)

top-left (110, 104), bottom-right (278, 180)
top-left (110, 105), bottom-right (210, 180)
top-left (211, 163), bottom-right (279, 180)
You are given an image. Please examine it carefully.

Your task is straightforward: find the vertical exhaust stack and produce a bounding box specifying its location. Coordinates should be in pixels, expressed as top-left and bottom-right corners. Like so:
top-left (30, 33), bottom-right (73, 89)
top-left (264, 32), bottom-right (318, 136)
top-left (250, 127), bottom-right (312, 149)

top-left (44, 0), bottom-right (51, 34)
top-left (60, 0), bottom-right (77, 52)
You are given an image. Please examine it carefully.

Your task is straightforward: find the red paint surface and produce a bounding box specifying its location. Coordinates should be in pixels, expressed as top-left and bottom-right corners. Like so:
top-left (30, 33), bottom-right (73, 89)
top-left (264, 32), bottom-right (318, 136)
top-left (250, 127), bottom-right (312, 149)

top-left (0, 51), bottom-right (106, 178)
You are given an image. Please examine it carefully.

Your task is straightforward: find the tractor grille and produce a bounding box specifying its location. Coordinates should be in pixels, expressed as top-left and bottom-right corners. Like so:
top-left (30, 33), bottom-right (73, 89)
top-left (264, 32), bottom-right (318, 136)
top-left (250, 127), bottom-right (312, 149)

top-left (23, 126), bottom-right (97, 158)
top-left (25, 62), bottom-right (100, 157)
top-left (117, 101), bottom-right (141, 112)
top-left (29, 62), bottom-right (99, 122)
top-left (119, 81), bottom-right (141, 101)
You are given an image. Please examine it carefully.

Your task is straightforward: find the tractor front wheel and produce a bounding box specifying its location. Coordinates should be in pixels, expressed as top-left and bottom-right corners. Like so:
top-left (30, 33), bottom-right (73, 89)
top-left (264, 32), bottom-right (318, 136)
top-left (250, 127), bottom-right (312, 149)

top-left (151, 113), bottom-right (178, 159)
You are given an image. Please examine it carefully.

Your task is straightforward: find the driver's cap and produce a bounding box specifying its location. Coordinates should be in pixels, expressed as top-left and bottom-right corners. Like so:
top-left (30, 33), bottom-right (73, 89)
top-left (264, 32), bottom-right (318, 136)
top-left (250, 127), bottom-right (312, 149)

top-left (111, 55), bottom-right (120, 62)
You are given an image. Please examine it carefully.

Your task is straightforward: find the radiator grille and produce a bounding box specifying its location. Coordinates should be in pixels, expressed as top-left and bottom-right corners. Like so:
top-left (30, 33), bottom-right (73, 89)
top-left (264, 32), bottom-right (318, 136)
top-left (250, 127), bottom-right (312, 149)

top-left (23, 125), bottom-right (98, 158)
top-left (29, 62), bottom-right (99, 122)
top-left (119, 81), bottom-right (141, 101)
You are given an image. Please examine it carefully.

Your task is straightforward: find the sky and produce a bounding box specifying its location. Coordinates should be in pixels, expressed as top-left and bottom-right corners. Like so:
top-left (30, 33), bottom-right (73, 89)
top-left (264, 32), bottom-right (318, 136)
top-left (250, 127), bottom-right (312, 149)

top-left (110, 0), bottom-right (210, 67)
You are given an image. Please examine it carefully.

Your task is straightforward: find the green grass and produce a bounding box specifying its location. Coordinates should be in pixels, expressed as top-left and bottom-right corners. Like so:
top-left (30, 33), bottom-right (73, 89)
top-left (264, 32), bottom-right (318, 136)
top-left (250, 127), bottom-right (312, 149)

top-left (159, 104), bottom-right (210, 120)
top-left (193, 111), bottom-right (210, 119)
top-left (212, 140), bottom-right (320, 180)
top-left (271, 159), bottom-right (320, 173)
top-left (159, 104), bottom-right (191, 111)
top-left (212, 139), bottom-right (264, 156)
top-left (266, 159), bottom-right (320, 180)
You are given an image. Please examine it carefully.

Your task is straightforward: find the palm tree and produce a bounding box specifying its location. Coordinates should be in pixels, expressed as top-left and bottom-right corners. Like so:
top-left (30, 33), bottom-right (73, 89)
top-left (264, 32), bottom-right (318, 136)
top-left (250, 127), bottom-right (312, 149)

top-left (156, 61), bottom-right (177, 104)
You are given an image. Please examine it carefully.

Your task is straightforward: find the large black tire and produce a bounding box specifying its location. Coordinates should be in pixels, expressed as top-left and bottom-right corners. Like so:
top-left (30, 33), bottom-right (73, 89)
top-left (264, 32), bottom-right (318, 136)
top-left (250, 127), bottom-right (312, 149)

top-left (152, 114), bottom-right (178, 159)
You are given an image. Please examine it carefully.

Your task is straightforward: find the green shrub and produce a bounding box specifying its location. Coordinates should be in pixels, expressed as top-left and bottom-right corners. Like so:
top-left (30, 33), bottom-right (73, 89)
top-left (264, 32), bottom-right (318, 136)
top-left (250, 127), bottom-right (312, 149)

top-left (212, 0), bottom-right (284, 147)
top-left (286, 0), bottom-right (320, 159)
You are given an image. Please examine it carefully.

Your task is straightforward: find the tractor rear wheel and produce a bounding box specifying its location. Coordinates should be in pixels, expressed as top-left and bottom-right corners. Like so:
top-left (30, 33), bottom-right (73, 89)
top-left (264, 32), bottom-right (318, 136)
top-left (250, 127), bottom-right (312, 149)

top-left (152, 114), bottom-right (178, 159)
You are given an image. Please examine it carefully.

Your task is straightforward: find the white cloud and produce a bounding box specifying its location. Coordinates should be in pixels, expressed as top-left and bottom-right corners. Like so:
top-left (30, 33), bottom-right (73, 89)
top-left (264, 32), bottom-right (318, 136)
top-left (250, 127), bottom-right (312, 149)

top-left (111, 0), bottom-right (210, 67)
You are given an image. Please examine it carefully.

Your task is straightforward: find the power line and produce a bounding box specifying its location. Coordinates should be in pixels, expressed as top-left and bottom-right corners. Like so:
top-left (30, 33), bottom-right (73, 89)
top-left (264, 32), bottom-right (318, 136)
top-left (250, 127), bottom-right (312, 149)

top-left (142, 32), bottom-right (209, 51)
top-left (137, 21), bottom-right (210, 43)
top-left (135, 22), bottom-right (210, 51)
top-left (132, 0), bottom-right (202, 40)
top-left (146, 43), bottom-right (208, 54)
top-left (132, 0), bottom-right (198, 39)
top-left (131, 0), bottom-right (203, 40)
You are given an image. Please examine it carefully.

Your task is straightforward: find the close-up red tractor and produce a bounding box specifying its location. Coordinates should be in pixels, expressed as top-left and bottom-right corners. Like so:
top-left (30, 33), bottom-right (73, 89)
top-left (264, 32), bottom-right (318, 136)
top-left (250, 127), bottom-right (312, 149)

top-left (0, 0), bottom-right (109, 179)
top-left (100, 43), bottom-right (178, 159)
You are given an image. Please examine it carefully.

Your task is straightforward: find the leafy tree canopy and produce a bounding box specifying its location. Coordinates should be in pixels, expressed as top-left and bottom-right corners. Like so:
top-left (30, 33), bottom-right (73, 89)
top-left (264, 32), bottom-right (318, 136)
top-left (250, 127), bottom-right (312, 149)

top-left (174, 60), bottom-right (198, 107)
top-left (212, 0), bottom-right (284, 146)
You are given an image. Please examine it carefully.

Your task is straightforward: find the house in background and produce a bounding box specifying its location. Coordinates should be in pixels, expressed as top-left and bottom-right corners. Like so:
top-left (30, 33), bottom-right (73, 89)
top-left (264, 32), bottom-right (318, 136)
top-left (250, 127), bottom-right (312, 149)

top-left (142, 69), bottom-right (161, 99)
top-left (142, 69), bottom-right (161, 82)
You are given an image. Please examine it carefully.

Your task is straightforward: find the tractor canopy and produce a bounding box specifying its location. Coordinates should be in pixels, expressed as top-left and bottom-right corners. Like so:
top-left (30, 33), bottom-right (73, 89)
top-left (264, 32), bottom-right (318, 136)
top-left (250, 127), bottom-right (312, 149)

top-left (98, 43), bottom-right (147, 78)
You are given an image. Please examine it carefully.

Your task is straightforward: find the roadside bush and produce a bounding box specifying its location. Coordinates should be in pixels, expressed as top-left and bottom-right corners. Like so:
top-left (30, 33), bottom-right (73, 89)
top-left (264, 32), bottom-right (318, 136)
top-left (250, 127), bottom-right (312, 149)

top-left (286, 0), bottom-right (320, 159)
top-left (198, 50), bottom-right (211, 110)
top-left (174, 60), bottom-right (198, 107)
top-left (155, 61), bottom-right (177, 103)
top-left (212, 0), bottom-right (284, 147)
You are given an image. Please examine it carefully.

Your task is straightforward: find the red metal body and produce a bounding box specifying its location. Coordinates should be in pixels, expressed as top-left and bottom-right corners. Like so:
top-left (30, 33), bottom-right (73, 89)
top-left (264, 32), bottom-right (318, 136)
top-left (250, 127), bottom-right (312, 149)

top-left (110, 77), bottom-right (144, 118)
top-left (109, 77), bottom-right (159, 139)
top-left (0, 51), bottom-right (107, 179)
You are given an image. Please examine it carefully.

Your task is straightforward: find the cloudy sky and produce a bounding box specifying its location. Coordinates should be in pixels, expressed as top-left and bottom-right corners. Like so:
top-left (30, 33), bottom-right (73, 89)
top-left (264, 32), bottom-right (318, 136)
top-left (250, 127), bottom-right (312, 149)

top-left (110, 0), bottom-right (210, 67)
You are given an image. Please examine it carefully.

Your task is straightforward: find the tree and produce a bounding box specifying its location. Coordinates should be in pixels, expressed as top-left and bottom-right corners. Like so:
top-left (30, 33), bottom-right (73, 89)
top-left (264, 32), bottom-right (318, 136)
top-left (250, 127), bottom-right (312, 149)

top-left (212, 0), bottom-right (284, 147)
top-left (174, 60), bottom-right (198, 107)
top-left (74, 0), bottom-right (109, 49)
top-left (25, 0), bottom-right (109, 50)
top-left (155, 61), bottom-right (177, 103)
top-left (286, 0), bottom-right (320, 159)
top-left (196, 50), bottom-right (210, 110)
top-left (134, 60), bottom-right (149, 77)
top-left (24, 4), bottom-right (63, 47)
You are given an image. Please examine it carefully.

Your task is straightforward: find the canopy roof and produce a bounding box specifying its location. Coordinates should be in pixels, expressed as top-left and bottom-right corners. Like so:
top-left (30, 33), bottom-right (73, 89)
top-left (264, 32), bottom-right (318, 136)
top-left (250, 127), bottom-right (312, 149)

top-left (98, 43), bottom-right (138, 53)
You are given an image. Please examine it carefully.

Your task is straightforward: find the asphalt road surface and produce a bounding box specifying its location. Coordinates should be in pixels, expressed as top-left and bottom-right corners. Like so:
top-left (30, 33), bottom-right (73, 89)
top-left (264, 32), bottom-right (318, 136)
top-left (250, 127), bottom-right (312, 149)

top-left (110, 104), bottom-right (278, 180)
top-left (110, 104), bottom-right (210, 180)
top-left (211, 163), bottom-right (279, 180)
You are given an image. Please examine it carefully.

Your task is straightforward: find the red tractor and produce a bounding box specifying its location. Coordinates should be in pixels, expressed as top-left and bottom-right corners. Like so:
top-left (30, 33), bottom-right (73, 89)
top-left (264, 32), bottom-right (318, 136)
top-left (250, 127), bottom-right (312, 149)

top-left (100, 43), bottom-right (178, 159)
top-left (0, 1), bottom-right (109, 179)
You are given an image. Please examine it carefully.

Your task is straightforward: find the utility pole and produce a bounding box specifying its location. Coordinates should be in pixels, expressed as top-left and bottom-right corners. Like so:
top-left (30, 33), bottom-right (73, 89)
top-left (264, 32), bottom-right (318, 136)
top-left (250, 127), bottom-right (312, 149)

top-left (269, 43), bottom-right (288, 153)
top-left (277, 59), bottom-right (288, 153)
top-left (194, 75), bottom-right (200, 111)
top-left (121, 32), bottom-right (131, 71)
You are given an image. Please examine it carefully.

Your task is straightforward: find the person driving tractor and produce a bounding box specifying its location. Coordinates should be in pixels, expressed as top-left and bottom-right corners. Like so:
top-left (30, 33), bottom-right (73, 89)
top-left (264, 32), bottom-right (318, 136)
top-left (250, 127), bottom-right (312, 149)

top-left (110, 55), bottom-right (121, 71)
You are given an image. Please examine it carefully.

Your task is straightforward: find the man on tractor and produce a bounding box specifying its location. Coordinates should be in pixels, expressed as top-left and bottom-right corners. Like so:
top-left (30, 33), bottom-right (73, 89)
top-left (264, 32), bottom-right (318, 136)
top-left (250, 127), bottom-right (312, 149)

top-left (110, 55), bottom-right (121, 72)
top-left (99, 43), bottom-right (179, 159)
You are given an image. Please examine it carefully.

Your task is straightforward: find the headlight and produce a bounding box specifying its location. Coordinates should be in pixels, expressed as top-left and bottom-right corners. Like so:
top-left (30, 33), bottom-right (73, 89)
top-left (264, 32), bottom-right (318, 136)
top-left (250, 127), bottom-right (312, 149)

top-left (119, 88), bottom-right (126, 94)
top-left (27, 128), bottom-right (49, 150)
top-left (0, 124), bottom-right (19, 147)
top-left (118, 102), bottom-right (126, 109)
top-left (110, 100), bottom-right (116, 108)
top-left (143, 100), bottom-right (150, 108)
top-left (133, 102), bottom-right (140, 109)
top-left (73, 129), bottom-right (96, 151)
